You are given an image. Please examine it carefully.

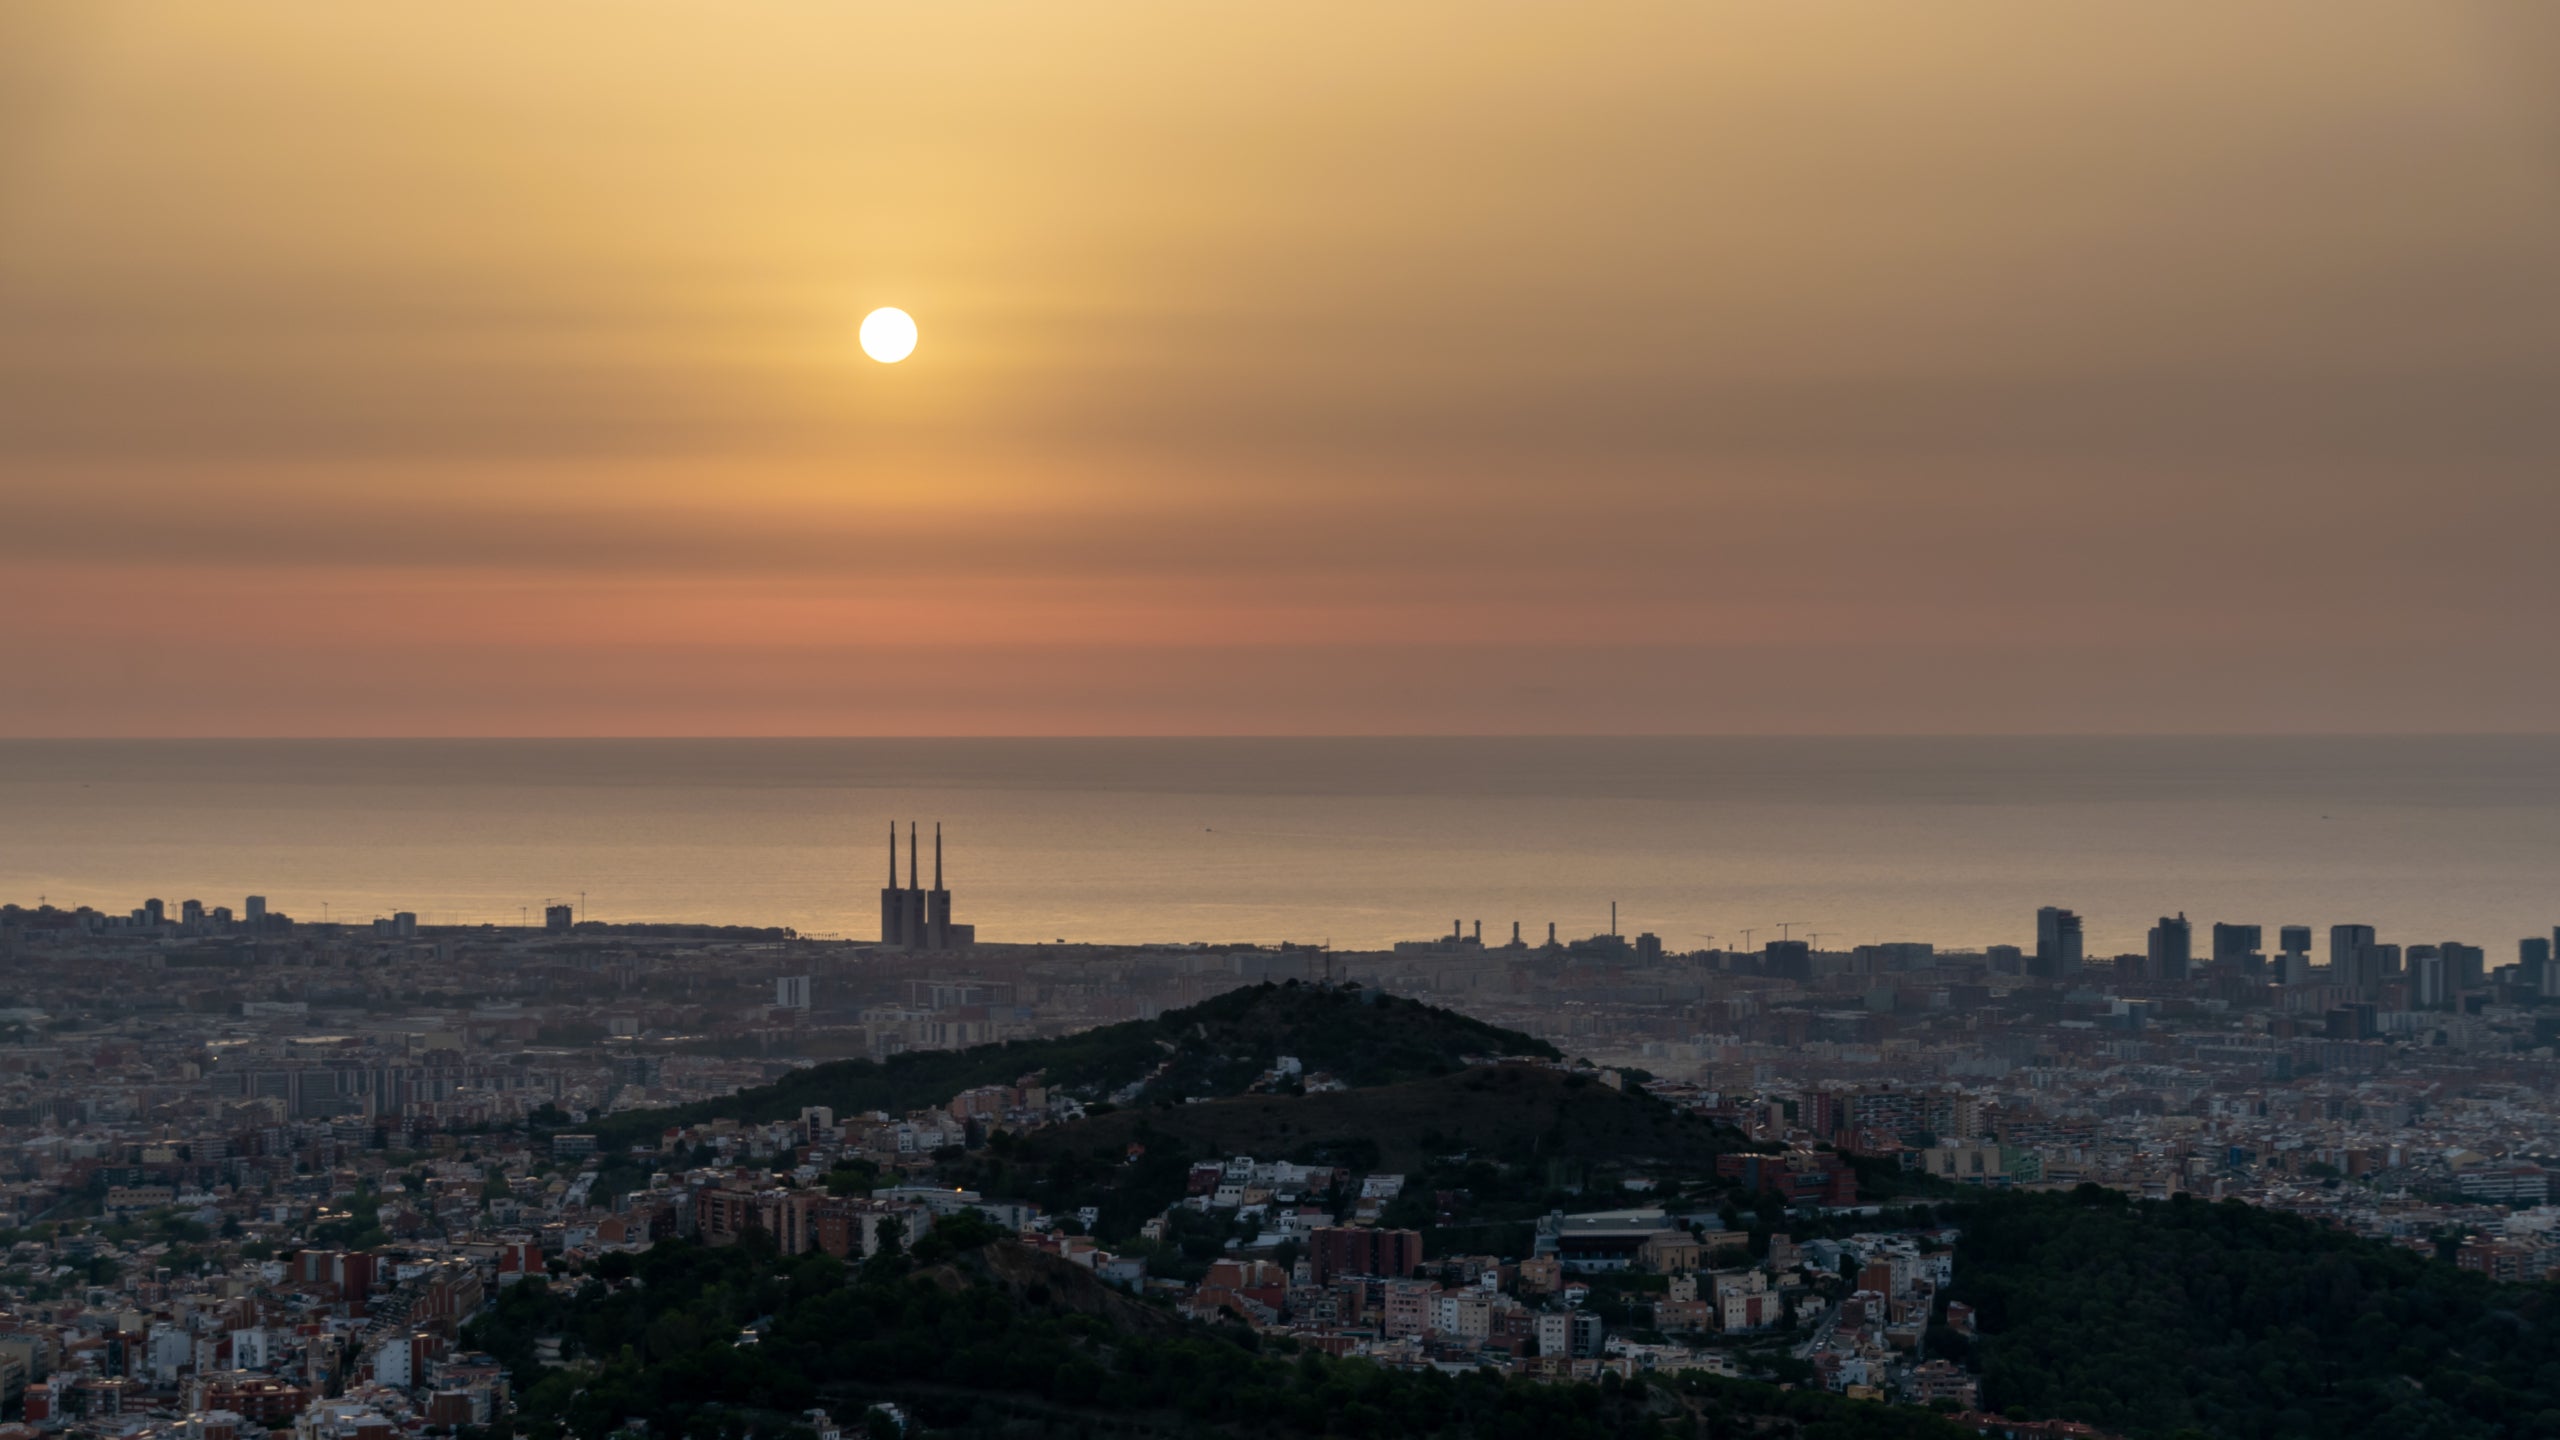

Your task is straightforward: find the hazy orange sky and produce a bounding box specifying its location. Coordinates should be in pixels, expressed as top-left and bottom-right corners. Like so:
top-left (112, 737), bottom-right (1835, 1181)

top-left (4, 2), bottom-right (2558, 735)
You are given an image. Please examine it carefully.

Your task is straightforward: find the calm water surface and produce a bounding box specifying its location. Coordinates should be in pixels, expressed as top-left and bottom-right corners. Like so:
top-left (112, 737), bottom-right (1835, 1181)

top-left (1, 738), bottom-right (2556, 954)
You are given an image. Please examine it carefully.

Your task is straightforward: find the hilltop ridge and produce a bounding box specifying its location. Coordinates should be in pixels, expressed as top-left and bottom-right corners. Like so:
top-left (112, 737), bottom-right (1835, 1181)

top-left (590, 982), bottom-right (1558, 1145)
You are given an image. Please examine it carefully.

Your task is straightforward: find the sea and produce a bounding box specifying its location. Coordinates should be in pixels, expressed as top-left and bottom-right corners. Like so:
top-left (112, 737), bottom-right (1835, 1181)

top-left (2, 737), bottom-right (2556, 957)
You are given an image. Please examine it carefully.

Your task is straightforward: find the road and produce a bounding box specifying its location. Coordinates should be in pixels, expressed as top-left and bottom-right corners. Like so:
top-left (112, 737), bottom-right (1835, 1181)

top-left (1792, 1297), bottom-right (1843, 1359)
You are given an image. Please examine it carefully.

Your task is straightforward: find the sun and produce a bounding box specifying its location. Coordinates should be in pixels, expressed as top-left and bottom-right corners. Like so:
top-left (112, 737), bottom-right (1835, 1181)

top-left (860, 307), bottom-right (918, 363)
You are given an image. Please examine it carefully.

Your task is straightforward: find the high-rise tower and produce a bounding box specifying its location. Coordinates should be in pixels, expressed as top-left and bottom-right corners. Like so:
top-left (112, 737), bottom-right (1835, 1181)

top-left (2147, 912), bottom-right (2192, 982)
top-left (2331, 924), bottom-right (2379, 995)
top-left (2034, 906), bottom-right (2084, 980)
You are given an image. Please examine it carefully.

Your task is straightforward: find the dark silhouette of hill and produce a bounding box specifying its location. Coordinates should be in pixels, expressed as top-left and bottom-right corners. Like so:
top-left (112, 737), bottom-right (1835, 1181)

top-left (470, 1227), bottom-right (1977, 1440)
top-left (1951, 1185), bottom-right (2560, 1439)
top-left (591, 982), bottom-right (1556, 1147)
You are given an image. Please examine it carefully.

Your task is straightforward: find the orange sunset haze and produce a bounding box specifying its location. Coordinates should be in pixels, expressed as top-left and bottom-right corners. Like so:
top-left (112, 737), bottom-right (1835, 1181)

top-left (5, 2), bottom-right (2558, 735)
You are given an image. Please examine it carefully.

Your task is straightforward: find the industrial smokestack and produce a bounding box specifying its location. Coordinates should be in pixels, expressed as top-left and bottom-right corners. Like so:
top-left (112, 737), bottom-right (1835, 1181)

top-left (880, 821), bottom-right (907, 949)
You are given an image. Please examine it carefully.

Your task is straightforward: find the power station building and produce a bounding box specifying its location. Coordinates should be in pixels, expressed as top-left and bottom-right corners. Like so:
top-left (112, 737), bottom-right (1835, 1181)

top-left (879, 822), bottom-right (972, 950)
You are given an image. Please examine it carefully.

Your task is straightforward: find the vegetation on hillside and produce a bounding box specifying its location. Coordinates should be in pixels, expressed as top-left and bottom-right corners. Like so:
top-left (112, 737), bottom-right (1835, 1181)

top-left (1951, 1185), bottom-right (2560, 1439)
top-left (466, 1229), bottom-right (1973, 1440)
top-left (591, 983), bottom-right (1557, 1147)
top-left (958, 1064), bottom-right (1749, 1247)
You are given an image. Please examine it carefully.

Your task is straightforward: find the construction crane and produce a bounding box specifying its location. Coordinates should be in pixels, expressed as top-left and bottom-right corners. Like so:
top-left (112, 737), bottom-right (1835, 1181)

top-left (1775, 920), bottom-right (1810, 943)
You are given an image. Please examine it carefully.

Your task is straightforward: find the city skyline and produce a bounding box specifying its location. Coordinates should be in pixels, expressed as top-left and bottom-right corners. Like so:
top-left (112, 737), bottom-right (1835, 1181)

top-left (25, 872), bottom-right (2560, 983)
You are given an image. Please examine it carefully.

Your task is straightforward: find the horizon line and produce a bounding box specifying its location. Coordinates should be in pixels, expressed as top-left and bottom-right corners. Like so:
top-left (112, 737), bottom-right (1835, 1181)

top-left (4, 731), bottom-right (2560, 743)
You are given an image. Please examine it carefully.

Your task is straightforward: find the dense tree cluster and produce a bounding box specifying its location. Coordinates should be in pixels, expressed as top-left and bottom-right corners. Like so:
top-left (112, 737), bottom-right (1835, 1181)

top-left (465, 1230), bottom-right (1965, 1440)
top-left (1953, 1186), bottom-right (2560, 1439)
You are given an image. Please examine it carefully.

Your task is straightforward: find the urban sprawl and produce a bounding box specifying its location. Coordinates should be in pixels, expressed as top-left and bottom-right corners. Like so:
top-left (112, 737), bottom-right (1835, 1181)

top-left (5, 870), bottom-right (2560, 1440)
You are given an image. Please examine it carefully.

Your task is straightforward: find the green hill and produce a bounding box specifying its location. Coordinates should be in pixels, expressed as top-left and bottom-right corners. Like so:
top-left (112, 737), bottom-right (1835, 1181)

top-left (591, 982), bottom-right (1556, 1147)
top-left (1950, 1185), bottom-right (2560, 1439)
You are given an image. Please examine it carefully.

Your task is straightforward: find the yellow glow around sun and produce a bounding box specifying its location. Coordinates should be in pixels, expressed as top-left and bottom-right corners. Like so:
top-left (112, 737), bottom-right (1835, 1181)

top-left (860, 307), bottom-right (918, 363)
